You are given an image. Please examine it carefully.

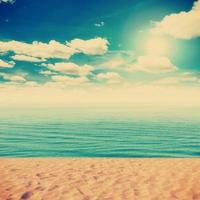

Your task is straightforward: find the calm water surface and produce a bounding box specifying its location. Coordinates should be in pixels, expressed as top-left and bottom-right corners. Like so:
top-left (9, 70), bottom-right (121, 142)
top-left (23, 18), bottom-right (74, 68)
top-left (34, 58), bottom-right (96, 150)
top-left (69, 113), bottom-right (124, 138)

top-left (0, 106), bottom-right (200, 157)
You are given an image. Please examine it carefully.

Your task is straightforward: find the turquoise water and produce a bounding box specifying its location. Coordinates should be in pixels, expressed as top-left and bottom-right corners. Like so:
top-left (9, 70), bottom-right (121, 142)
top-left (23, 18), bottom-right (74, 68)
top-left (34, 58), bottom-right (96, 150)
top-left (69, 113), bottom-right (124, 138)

top-left (0, 106), bottom-right (200, 157)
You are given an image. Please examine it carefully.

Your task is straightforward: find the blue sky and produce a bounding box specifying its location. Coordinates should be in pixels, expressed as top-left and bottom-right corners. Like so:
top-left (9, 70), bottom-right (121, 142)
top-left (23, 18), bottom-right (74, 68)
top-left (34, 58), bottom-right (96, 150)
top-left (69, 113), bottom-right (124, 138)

top-left (0, 0), bottom-right (200, 106)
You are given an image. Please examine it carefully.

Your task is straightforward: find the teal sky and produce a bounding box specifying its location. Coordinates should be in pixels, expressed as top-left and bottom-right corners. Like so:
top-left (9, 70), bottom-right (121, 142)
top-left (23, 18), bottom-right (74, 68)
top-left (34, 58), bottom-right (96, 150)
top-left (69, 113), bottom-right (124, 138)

top-left (0, 0), bottom-right (200, 106)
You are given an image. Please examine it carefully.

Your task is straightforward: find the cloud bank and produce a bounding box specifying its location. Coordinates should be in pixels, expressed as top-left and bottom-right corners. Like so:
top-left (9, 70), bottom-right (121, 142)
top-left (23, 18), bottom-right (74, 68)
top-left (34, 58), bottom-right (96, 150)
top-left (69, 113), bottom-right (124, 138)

top-left (127, 56), bottom-right (177, 73)
top-left (151, 0), bottom-right (200, 39)
top-left (11, 55), bottom-right (45, 62)
top-left (0, 73), bottom-right (26, 82)
top-left (44, 62), bottom-right (94, 76)
top-left (0, 37), bottom-right (109, 61)
top-left (96, 72), bottom-right (122, 84)
top-left (67, 38), bottom-right (108, 55)
top-left (0, 59), bottom-right (15, 68)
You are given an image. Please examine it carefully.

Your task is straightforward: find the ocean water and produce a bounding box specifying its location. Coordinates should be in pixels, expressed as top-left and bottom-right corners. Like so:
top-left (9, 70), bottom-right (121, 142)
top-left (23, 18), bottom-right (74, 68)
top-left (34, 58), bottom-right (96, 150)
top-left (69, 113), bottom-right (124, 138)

top-left (0, 105), bottom-right (200, 158)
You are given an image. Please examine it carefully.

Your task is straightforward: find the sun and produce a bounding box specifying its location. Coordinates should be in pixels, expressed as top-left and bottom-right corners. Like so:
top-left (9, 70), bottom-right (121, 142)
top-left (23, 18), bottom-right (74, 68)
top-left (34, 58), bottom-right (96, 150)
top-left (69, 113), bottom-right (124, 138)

top-left (144, 36), bottom-right (171, 56)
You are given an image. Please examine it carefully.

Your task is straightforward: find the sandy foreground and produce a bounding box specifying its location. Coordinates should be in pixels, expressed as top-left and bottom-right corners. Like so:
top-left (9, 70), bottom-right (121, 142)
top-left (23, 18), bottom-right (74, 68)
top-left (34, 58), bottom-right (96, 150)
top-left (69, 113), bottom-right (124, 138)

top-left (0, 159), bottom-right (200, 200)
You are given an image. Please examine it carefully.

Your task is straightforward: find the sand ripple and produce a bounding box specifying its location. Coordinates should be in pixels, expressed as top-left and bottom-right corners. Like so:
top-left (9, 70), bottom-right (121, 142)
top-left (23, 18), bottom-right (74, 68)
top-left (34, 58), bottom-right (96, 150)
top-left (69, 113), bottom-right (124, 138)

top-left (0, 158), bottom-right (200, 200)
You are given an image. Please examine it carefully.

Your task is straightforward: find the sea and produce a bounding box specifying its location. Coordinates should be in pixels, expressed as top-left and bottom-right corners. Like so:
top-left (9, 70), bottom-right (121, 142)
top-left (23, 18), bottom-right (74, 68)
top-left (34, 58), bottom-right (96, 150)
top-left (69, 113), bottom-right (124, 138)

top-left (0, 105), bottom-right (200, 157)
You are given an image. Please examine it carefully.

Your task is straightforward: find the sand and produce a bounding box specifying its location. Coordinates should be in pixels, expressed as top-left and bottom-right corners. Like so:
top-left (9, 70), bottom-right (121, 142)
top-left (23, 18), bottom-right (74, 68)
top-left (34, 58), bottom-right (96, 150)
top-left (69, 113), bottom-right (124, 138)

top-left (0, 158), bottom-right (200, 200)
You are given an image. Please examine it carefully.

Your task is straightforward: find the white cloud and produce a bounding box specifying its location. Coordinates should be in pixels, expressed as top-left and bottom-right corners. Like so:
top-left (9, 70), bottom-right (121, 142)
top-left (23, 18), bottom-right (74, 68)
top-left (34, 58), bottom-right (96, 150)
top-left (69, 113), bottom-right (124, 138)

top-left (151, 0), bottom-right (200, 39)
top-left (96, 51), bottom-right (135, 69)
top-left (50, 75), bottom-right (89, 87)
top-left (39, 70), bottom-right (57, 76)
top-left (94, 21), bottom-right (105, 27)
top-left (0, 73), bottom-right (26, 82)
top-left (99, 57), bottom-right (128, 69)
top-left (46, 62), bottom-right (94, 76)
top-left (67, 37), bottom-right (109, 55)
top-left (0, 40), bottom-right (76, 59)
top-left (0, 0), bottom-right (15, 4)
top-left (127, 55), bottom-right (177, 73)
top-left (0, 37), bottom-right (109, 61)
top-left (96, 72), bottom-right (122, 84)
top-left (152, 72), bottom-right (199, 85)
top-left (179, 72), bottom-right (199, 82)
top-left (0, 59), bottom-right (15, 68)
top-left (11, 55), bottom-right (45, 62)
top-left (2, 82), bottom-right (200, 106)
top-left (24, 81), bottom-right (39, 87)
top-left (40, 63), bottom-right (48, 67)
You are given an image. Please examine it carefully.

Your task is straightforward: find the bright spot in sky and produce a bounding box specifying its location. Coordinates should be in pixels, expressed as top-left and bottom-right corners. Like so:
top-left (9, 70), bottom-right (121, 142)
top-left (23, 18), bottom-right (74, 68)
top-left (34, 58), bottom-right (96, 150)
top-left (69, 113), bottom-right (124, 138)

top-left (144, 36), bottom-right (171, 56)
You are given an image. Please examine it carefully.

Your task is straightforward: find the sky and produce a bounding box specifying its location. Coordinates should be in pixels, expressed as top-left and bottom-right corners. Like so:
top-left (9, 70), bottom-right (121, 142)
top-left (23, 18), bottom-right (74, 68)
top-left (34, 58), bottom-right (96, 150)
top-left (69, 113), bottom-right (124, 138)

top-left (0, 0), bottom-right (200, 106)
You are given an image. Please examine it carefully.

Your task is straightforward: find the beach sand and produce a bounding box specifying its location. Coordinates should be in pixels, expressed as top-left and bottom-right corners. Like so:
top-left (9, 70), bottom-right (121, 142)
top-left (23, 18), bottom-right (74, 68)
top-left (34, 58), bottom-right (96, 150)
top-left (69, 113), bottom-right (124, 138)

top-left (0, 158), bottom-right (200, 200)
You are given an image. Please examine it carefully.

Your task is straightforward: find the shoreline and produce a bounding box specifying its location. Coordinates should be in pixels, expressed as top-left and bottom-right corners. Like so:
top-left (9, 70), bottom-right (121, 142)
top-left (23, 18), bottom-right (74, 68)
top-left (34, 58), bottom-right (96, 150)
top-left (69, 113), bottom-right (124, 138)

top-left (1, 158), bottom-right (200, 200)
